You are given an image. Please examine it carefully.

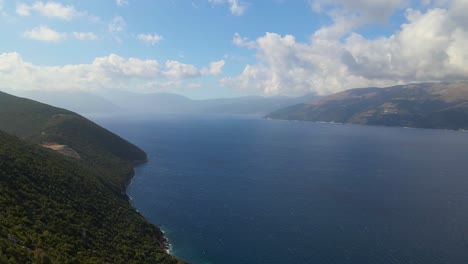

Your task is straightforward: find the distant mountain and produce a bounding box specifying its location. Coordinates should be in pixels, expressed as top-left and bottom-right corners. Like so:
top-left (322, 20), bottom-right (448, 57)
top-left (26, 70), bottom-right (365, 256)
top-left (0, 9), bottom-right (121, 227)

top-left (5, 89), bottom-right (122, 113)
top-left (96, 89), bottom-right (321, 115)
top-left (0, 91), bottom-right (185, 263)
top-left (95, 89), bottom-right (194, 113)
top-left (4, 88), bottom-right (321, 115)
top-left (197, 93), bottom-right (320, 115)
top-left (266, 82), bottom-right (468, 130)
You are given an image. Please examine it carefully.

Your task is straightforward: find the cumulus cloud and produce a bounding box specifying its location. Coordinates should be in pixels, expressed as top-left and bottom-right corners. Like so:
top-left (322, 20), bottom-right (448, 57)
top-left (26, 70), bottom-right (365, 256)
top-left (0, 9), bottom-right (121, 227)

top-left (209, 0), bottom-right (246, 16)
top-left (222, 4), bottom-right (468, 96)
top-left (202, 60), bottom-right (226, 75)
top-left (16, 1), bottom-right (84, 20)
top-left (22, 26), bottom-right (97, 42)
top-left (137, 33), bottom-right (163, 45)
top-left (164, 60), bottom-right (201, 79)
top-left (22, 25), bottom-right (66, 42)
top-left (0, 53), bottom-right (217, 91)
top-left (308, 0), bottom-right (407, 42)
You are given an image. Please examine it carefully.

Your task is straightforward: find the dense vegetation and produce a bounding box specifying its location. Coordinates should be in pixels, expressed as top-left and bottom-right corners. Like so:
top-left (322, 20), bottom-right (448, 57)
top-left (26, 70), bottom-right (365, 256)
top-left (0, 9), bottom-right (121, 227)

top-left (0, 91), bottom-right (186, 263)
top-left (0, 91), bottom-right (146, 189)
top-left (266, 82), bottom-right (468, 130)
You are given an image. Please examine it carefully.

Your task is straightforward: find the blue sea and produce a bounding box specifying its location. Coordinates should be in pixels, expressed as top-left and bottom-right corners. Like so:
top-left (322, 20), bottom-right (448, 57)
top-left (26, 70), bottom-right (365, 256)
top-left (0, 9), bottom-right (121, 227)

top-left (92, 114), bottom-right (468, 264)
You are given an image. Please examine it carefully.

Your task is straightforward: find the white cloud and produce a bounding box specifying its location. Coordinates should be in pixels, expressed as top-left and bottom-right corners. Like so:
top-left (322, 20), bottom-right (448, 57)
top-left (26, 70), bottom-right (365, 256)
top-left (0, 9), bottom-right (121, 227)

top-left (116, 0), bottom-right (128, 7)
top-left (222, 5), bottom-right (468, 96)
top-left (92, 54), bottom-right (161, 78)
top-left (0, 53), bottom-right (212, 91)
top-left (310, 0), bottom-right (405, 23)
top-left (202, 60), bottom-right (226, 75)
top-left (308, 0), bottom-right (407, 41)
top-left (228, 0), bottom-right (246, 15)
top-left (449, 0), bottom-right (468, 27)
top-left (22, 26), bottom-right (97, 42)
top-left (164, 60), bottom-right (201, 79)
top-left (343, 8), bottom-right (468, 81)
top-left (22, 25), bottom-right (66, 42)
top-left (137, 33), bottom-right (163, 45)
top-left (233, 33), bottom-right (256, 49)
top-left (209, 0), bottom-right (246, 16)
top-left (108, 16), bottom-right (126, 33)
top-left (16, 1), bottom-right (84, 20)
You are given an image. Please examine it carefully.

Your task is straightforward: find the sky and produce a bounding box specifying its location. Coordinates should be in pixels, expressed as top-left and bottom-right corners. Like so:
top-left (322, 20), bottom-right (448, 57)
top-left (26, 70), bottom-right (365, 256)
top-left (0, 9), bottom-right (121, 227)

top-left (0, 0), bottom-right (467, 99)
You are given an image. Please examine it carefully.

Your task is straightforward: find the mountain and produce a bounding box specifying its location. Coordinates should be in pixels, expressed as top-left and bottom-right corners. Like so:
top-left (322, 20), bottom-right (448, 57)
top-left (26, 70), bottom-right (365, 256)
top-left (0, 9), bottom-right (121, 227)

top-left (196, 93), bottom-right (320, 115)
top-left (95, 90), bottom-right (195, 113)
top-left (0, 91), bottom-right (185, 263)
top-left (4, 88), bottom-right (321, 115)
top-left (266, 82), bottom-right (468, 130)
top-left (96, 89), bottom-right (321, 115)
top-left (4, 89), bottom-right (122, 114)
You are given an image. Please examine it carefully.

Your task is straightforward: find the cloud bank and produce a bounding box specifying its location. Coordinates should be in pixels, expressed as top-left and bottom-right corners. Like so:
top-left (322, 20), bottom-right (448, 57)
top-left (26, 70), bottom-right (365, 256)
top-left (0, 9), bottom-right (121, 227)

top-left (22, 25), bottom-right (96, 42)
top-left (0, 53), bottom-right (223, 91)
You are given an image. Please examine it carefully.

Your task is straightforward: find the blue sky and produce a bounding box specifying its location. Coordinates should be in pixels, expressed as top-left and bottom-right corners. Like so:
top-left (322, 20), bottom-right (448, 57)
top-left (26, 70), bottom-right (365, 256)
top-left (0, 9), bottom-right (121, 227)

top-left (0, 0), bottom-right (467, 99)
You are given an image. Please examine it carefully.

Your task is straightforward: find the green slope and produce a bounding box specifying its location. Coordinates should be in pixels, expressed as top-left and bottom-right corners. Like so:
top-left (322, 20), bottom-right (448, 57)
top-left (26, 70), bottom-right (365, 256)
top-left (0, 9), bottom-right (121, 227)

top-left (0, 91), bottom-right (186, 263)
top-left (266, 82), bottom-right (468, 130)
top-left (0, 91), bottom-right (146, 190)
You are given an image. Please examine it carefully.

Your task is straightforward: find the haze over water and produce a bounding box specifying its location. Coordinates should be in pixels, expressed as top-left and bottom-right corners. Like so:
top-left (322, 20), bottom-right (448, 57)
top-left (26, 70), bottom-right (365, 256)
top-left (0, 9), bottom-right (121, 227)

top-left (95, 115), bottom-right (468, 264)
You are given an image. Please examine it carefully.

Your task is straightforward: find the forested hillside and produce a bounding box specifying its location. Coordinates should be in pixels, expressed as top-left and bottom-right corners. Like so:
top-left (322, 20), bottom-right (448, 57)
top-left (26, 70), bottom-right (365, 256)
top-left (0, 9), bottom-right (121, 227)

top-left (0, 91), bottom-right (146, 189)
top-left (0, 91), bottom-right (186, 263)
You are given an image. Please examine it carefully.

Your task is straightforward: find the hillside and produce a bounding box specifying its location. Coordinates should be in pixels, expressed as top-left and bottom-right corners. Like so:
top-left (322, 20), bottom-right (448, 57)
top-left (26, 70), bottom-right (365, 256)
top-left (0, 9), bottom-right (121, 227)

top-left (0, 91), bottom-right (185, 263)
top-left (266, 82), bottom-right (468, 130)
top-left (0, 91), bottom-right (146, 190)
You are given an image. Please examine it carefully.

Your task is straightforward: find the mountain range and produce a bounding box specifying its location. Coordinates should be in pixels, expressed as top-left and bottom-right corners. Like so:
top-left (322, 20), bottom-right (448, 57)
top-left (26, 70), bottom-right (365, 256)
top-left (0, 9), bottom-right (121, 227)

top-left (266, 82), bottom-right (468, 130)
top-left (5, 88), bottom-right (320, 115)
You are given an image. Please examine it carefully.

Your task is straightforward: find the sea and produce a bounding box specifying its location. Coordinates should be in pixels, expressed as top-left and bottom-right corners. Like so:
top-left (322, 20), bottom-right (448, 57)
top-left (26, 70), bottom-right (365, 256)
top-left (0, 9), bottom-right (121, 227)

top-left (90, 114), bottom-right (468, 264)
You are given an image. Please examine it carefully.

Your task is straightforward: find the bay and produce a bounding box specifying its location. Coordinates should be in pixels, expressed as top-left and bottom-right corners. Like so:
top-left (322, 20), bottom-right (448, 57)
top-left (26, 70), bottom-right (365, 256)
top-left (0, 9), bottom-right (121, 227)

top-left (92, 114), bottom-right (468, 264)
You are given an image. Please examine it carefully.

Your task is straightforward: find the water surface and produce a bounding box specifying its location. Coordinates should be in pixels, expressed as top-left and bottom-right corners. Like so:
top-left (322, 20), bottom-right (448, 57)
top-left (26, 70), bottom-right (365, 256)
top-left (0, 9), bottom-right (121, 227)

top-left (94, 115), bottom-right (468, 264)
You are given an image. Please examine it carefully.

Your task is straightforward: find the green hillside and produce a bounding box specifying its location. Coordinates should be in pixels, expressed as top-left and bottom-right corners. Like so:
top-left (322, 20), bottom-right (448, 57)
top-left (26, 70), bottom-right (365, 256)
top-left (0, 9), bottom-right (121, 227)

top-left (266, 82), bottom-right (468, 130)
top-left (0, 91), bottom-right (146, 190)
top-left (0, 91), bottom-right (186, 263)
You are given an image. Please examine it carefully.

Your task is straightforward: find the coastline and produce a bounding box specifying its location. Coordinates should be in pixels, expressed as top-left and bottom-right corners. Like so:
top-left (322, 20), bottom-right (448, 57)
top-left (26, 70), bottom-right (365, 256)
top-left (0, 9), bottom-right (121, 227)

top-left (125, 159), bottom-right (174, 257)
top-left (265, 116), bottom-right (468, 132)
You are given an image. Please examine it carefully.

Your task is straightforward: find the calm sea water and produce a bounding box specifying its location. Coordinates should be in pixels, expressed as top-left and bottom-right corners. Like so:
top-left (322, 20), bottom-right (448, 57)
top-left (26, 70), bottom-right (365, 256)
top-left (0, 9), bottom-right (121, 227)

top-left (93, 114), bottom-right (468, 264)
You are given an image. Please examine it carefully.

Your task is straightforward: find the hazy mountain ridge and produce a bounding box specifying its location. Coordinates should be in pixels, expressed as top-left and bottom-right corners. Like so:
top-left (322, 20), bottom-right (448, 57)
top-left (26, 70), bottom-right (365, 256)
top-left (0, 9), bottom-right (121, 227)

top-left (266, 82), bottom-right (468, 130)
top-left (0, 91), bottom-right (185, 263)
top-left (8, 89), bottom-right (321, 115)
top-left (4, 89), bottom-right (122, 114)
